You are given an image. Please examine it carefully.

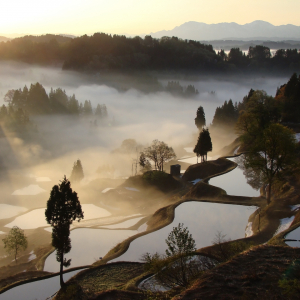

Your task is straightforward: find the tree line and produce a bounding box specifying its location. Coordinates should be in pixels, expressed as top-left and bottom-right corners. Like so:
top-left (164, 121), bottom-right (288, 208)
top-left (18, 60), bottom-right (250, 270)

top-left (5, 83), bottom-right (108, 117)
top-left (1, 83), bottom-right (109, 134)
top-left (204, 73), bottom-right (300, 132)
top-left (195, 72), bottom-right (300, 204)
top-left (0, 34), bottom-right (299, 73)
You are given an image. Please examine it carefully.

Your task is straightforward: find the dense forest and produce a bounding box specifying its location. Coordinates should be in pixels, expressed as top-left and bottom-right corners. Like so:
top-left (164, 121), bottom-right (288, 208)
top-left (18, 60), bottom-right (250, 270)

top-left (0, 83), bottom-right (109, 135)
top-left (210, 72), bottom-right (300, 130)
top-left (0, 33), bottom-right (299, 73)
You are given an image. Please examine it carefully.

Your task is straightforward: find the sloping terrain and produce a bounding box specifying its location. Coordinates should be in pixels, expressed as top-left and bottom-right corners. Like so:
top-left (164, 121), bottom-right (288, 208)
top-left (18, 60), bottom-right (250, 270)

top-left (172, 245), bottom-right (300, 300)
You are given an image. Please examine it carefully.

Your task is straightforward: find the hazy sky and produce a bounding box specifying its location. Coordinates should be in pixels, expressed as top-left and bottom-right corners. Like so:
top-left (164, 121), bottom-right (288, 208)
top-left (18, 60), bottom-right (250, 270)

top-left (1, 0), bottom-right (300, 36)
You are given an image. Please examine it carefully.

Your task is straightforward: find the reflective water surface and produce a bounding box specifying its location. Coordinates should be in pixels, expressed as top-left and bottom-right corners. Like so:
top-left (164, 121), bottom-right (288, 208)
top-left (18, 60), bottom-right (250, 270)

top-left (5, 204), bottom-right (111, 229)
top-left (44, 228), bottom-right (139, 272)
top-left (0, 270), bottom-right (82, 300)
top-left (112, 201), bottom-right (256, 262)
top-left (209, 158), bottom-right (260, 197)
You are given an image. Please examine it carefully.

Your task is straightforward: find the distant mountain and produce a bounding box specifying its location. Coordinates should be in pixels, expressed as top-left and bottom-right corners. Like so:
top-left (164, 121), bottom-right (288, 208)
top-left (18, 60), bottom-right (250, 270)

top-left (149, 21), bottom-right (300, 41)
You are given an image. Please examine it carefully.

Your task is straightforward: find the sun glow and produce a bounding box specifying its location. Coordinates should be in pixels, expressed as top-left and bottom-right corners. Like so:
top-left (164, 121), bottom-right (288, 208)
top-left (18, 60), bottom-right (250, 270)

top-left (1, 0), bottom-right (300, 36)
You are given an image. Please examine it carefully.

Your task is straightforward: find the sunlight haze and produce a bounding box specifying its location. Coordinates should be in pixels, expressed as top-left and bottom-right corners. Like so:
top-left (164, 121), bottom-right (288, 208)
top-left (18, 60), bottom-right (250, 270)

top-left (1, 0), bottom-right (300, 36)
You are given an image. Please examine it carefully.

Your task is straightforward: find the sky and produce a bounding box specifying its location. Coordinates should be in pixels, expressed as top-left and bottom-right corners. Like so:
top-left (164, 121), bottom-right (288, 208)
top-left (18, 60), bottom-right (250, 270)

top-left (1, 0), bottom-right (300, 37)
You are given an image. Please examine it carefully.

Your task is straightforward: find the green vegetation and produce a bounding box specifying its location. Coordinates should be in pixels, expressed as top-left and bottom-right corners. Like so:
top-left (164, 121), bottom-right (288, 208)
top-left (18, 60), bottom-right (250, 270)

top-left (211, 231), bottom-right (254, 262)
top-left (235, 87), bottom-right (299, 204)
top-left (279, 259), bottom-right (300, 298)
top-left (45, 176), bottom-right (84, 287)
top-left (2, 226), bottom-right (28, 263)
top-left (142, 223), bottom-right (216, 288)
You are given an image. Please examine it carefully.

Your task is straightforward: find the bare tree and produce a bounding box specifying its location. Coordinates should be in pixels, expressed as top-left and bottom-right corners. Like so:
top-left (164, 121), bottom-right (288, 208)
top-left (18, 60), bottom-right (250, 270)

top-left (139, 140), bottom-right (176, 172)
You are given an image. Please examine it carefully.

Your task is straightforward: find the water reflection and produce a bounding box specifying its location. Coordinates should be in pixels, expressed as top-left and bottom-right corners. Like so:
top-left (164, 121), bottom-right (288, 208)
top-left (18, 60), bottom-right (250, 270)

top-left (0, 270), bottom-right (81, 300)
top-left (209, 157), bottom-right (260, 197)
top-left (5, 204), bottom-right (111, 230)
top-left (112, 201), bottom-right (256, 262)
top-left (44, 228), bottom-right (138, 272)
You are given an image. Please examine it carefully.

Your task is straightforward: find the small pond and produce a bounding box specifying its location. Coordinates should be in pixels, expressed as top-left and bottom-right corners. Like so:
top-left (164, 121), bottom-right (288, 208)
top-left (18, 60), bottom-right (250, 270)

top-left (112, 201), bottom-right (256, 262)
top-left (0, 270), bottom-right (81, 300)
top-left (5, 204), bottom-right (111, 230)
top-left (209, 157), bottom-right (260, 197)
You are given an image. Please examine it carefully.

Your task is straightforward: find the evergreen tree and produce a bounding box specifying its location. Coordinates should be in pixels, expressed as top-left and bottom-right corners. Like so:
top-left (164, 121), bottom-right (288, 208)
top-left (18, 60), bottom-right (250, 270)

top-left (45, 176), bottom-right (83, 287)
top-left (83, 100), bottom-right (93, 116)
top-left (49, 88), bottom-right (69, 113)
top-left (70, 159), bottom-right (84, 183)
top-left (194, 128), bottom-right (212, 162)
top-left (194, 106), bottom-right (206, 129)
top-left (68, 94), bottom-right (80, 115)
top-left (185, 85), bottom-right (199, 97)
top-left (211, 99), bottom-right (238, 128)
top-left (95, 104), bottom-right (103, 118)
top-left (101, 104), bottom-right (108, 118)
top-left (27, 83), bottom-right (50, 114)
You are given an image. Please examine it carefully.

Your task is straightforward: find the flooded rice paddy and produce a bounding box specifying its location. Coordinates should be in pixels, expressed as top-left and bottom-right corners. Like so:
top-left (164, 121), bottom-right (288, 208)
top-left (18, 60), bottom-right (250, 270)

top-left (44, 225), bottom-right (146, 272)
top-left (209, 157), bottom-right (260, 197)
top-left (0, 270), bottom-right (82, 300)
top-left (4, 204), bottom-right (111, 230)
top-left (111, 201), bottom-right (256, 262)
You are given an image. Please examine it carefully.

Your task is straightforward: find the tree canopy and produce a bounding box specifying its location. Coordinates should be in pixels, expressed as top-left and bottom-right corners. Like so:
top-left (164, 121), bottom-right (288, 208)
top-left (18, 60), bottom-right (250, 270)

top-left (139, 140), bottom-right (176, 172)
top-left (2, 226), bottom-right (28, 263)
top-left (211, 99), bottom-right (238, 129)
top-left (194, 128), bottom-right (212, 163)
top-left (1, 34), bottom-right (300, 74)
top-left (235, 88), bottom-right (298, 204)
top-left (9, 83), bottom-right (108, 117)
top-left (242, 123), bottom-right (298, 204)
top-left (194, 106), bottom-right (206, 129)
top-left (165, 223), bottom-right (196, 258)
top-left (45, 176), bottom-right (83, 286)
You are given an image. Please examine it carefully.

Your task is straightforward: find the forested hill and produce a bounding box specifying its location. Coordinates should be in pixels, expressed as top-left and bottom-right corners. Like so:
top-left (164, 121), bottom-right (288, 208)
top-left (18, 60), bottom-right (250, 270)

top-left (0, 33), bottom-right (299, 74)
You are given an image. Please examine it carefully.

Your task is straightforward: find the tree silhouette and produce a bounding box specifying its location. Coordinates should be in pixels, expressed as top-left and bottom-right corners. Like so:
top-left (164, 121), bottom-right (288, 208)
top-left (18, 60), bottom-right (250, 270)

top-left (194, 106), bottom-right (206, 130)
top-left (194, 128), bottom-right (212, 162)
top-left (139, 140), bottom-right (176, 172)
top-left (70, 159), bottom-right (84, 183)
top-left (45, 176), bottom-right (84, 287)
top-left (241, 124), bottom-right (297, 205)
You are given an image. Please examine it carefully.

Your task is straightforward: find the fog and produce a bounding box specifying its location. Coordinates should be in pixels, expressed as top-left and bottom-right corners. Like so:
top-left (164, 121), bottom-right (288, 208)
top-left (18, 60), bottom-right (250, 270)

top-left (0, 61), bottom-right (291, 188)
top-left (0, 61), bottom-right (290, 269)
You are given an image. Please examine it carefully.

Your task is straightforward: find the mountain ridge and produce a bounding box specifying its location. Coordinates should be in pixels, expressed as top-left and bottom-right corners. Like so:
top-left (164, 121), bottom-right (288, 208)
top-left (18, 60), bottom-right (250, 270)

top-left (149, 20), bottom-right (300, 41)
